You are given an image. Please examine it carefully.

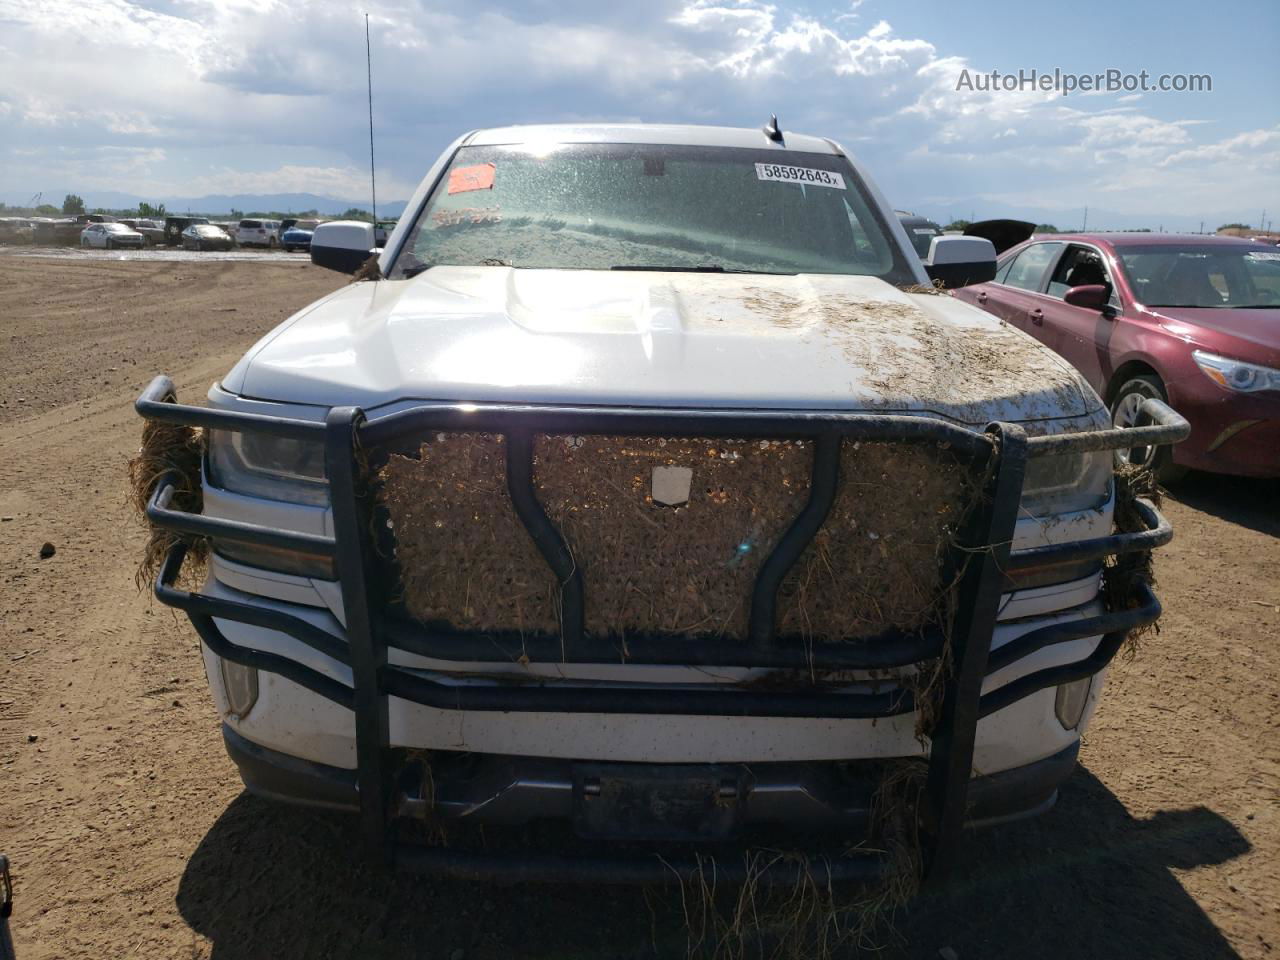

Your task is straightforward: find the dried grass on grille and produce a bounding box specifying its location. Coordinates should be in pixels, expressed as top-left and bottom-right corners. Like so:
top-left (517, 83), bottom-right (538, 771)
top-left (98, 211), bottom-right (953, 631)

top-left (777, 441), bottom-right (979, 643)
top-left (379, 433), bottom-right (561, 634)
top-left (535, 435), bottom-right (810, 639)
top-left (127, 419), bottom-right (207, 590)
top-left (379, 433), bottom-right (979, 645)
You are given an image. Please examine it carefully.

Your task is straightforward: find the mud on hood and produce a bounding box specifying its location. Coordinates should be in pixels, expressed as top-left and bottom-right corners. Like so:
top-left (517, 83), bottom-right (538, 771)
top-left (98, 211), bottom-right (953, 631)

top-left (225, 267), bottom-right (1098, 426)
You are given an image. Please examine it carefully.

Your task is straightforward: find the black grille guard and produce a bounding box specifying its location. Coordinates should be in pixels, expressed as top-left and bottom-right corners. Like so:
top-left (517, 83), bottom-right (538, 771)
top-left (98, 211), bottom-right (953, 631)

top-left (137, 375), bottom-right (1188, 885)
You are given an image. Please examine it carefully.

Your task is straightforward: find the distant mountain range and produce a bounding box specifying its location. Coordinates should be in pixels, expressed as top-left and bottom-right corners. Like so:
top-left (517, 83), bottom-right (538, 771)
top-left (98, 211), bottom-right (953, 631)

top-left (5, 189), bottom-right (1262, 235)
top-left (3, 191), bottom-right (409, 218)
top-left (899, 198), bottom-right (1260, 235)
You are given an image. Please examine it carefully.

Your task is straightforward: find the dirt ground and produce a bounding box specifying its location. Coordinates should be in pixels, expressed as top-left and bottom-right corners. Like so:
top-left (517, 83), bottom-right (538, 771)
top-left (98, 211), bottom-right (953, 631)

top-left (0, 257), bottom-right (1276, 959)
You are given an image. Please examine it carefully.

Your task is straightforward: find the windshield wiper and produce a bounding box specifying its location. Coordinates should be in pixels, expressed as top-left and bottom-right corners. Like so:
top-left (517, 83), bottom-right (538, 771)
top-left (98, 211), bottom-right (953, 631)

top-left (610, 264), bottom-right (794, 275)
top-left (401, 263), bottom-right (432, 279)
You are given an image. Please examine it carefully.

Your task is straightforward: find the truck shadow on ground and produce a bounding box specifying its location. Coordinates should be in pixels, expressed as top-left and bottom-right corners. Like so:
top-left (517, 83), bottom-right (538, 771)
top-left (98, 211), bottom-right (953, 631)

top-left (1166, 473), bottom-right (1278, 538)
top-left (176, 766), bottom-right (1248, 960)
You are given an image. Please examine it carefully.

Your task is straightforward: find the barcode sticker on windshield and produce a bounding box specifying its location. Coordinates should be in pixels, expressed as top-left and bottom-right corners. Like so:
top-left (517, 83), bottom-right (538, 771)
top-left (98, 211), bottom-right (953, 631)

top-left (755, 163), bottom-right (846, 189)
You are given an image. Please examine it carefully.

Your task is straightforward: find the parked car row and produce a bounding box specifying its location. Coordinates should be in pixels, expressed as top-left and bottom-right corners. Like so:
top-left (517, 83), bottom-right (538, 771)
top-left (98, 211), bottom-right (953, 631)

top-left (1, 213), bottom-right (342, 252)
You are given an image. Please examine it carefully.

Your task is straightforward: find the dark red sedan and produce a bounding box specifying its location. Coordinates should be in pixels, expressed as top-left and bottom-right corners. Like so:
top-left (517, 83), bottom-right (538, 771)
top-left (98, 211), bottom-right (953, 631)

top-left (953, 233), bottom-right (1280, 480)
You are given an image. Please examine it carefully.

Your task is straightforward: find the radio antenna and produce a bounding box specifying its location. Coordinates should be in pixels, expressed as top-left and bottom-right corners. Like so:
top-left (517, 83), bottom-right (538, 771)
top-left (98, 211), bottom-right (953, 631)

top-left (365, 13), bottom-right (377, 224)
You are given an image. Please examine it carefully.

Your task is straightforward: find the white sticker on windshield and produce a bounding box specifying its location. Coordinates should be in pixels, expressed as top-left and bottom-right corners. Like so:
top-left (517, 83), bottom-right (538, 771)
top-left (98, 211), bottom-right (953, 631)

top-left (755, 163), bottom-right (846, 189)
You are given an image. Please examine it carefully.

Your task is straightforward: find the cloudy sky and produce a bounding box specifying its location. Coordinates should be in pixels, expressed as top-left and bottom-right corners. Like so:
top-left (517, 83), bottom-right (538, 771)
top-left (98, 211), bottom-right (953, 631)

top-left (1, 0), bottom-right (1276, 227)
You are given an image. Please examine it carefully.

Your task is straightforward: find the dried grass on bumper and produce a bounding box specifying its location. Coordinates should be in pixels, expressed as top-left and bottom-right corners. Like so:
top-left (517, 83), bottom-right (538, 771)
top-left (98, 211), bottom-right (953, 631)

top-left (127, 420), bottom-right (206, 590)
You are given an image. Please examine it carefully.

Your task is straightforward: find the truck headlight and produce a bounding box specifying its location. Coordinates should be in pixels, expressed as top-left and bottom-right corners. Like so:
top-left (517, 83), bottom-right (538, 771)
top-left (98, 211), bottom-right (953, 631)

top-left (207, 430), bottom-right (334, 579)
top-left (1019, 450), bottom-right (1111, 518)
top-left (1010, 450), bottom-right (1112, 589)
top-left (207, 429), bottom-right (328, 505)
top-left (1192, 350), bottom-right (1280, 393)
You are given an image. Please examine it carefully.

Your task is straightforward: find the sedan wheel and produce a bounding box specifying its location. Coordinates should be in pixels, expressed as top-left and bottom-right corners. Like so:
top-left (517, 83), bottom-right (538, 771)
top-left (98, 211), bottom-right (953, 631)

top-left (1110, 375), bottom-right (1186, 484)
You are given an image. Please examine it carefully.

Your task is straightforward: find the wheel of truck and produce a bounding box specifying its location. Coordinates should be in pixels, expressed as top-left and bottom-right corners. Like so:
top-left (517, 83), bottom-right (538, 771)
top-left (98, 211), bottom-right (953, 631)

top-left (1111, 374), bottom-right (1187, 484)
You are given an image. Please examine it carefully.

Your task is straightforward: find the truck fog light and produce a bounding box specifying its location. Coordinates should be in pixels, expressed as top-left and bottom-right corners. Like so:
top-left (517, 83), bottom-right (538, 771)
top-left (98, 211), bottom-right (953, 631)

top-left (219, 659), bottom-right (260, 718)
top-left (1054, 677), bottom-right (1092, 730)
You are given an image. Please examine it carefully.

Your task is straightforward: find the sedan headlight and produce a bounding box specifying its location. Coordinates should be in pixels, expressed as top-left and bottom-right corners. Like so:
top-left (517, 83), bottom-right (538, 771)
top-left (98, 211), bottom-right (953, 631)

top-left (207, 429), bottom-right (328, 505)
top-left (1192, 350), bottom-right (1280, 393)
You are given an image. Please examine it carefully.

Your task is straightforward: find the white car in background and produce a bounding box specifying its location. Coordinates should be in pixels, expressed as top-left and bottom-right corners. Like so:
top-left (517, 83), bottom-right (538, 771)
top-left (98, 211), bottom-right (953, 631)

top-left (235, 219), bottom-right (281, 248)
top-left (80, 222), bottom-right (145, 249)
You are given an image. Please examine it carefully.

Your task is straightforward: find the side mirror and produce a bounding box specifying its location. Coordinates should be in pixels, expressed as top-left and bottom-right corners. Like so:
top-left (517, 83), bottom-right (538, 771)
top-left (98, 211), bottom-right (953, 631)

top-left (1063, 284), bottom-right (1109, 311)
top-left (924, 235), bottom-right (997, 289)
top-left (311, 221), bottom-right (377, 274)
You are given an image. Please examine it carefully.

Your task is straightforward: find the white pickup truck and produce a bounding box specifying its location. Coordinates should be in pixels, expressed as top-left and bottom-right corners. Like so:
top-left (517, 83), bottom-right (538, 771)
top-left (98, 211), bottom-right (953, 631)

top-left (137, 122), bottom-right (1187, 886)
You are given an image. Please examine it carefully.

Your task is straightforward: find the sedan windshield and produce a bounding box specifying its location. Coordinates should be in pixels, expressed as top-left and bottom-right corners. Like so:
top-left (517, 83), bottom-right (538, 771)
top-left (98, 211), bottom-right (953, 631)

top-left (1119, 244), bottom-right (1280, 308)
top-left (391, 143), bottom-right (916, 281)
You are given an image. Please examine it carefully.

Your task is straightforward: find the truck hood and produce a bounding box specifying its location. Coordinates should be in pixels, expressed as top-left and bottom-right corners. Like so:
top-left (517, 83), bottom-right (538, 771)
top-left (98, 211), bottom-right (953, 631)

top-left (226, 267), bottom-right (1097, 425)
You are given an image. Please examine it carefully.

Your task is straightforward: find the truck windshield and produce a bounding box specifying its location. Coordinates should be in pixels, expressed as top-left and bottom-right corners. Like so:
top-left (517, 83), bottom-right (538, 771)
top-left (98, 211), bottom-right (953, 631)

top-left (391, 143), bottom-right (916, 281)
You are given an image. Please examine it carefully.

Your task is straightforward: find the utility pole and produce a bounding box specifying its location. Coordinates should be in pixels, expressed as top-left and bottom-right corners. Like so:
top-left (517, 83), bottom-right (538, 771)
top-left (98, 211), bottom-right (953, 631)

top-left (365, 13), bottom-right (377, 224)
top-left (1082, 206), bottom-right (1088, 231)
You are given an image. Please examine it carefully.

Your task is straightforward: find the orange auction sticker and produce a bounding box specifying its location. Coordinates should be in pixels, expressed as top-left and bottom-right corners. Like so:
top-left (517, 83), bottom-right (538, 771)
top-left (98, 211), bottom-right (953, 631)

top-left (447, 162), bottom-right (496, 194)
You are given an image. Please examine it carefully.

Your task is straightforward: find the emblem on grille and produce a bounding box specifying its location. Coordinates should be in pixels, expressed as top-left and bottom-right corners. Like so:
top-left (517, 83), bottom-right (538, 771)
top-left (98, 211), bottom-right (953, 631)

top-left (651, 465), bottom-right (693, 506)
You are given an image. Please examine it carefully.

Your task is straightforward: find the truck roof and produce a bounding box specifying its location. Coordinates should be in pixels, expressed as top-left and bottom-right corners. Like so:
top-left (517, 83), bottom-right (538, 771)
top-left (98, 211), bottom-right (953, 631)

top-left (465, 122), bottom-right (841, 155)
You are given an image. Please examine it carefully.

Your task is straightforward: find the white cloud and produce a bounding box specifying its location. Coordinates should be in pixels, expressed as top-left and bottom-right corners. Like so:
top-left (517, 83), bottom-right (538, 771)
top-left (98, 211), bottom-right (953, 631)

top-left (183, 163), bottom-right (418, 200)
top-left (0, 0), bottom-right (1272, 223)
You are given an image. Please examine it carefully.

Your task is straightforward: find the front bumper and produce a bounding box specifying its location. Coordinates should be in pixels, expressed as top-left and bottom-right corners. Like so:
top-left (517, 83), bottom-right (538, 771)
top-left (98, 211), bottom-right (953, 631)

top-left (225, 721), bottom-right (1078, 830)
top-left (137, 376), bottom-right (1188, 885)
